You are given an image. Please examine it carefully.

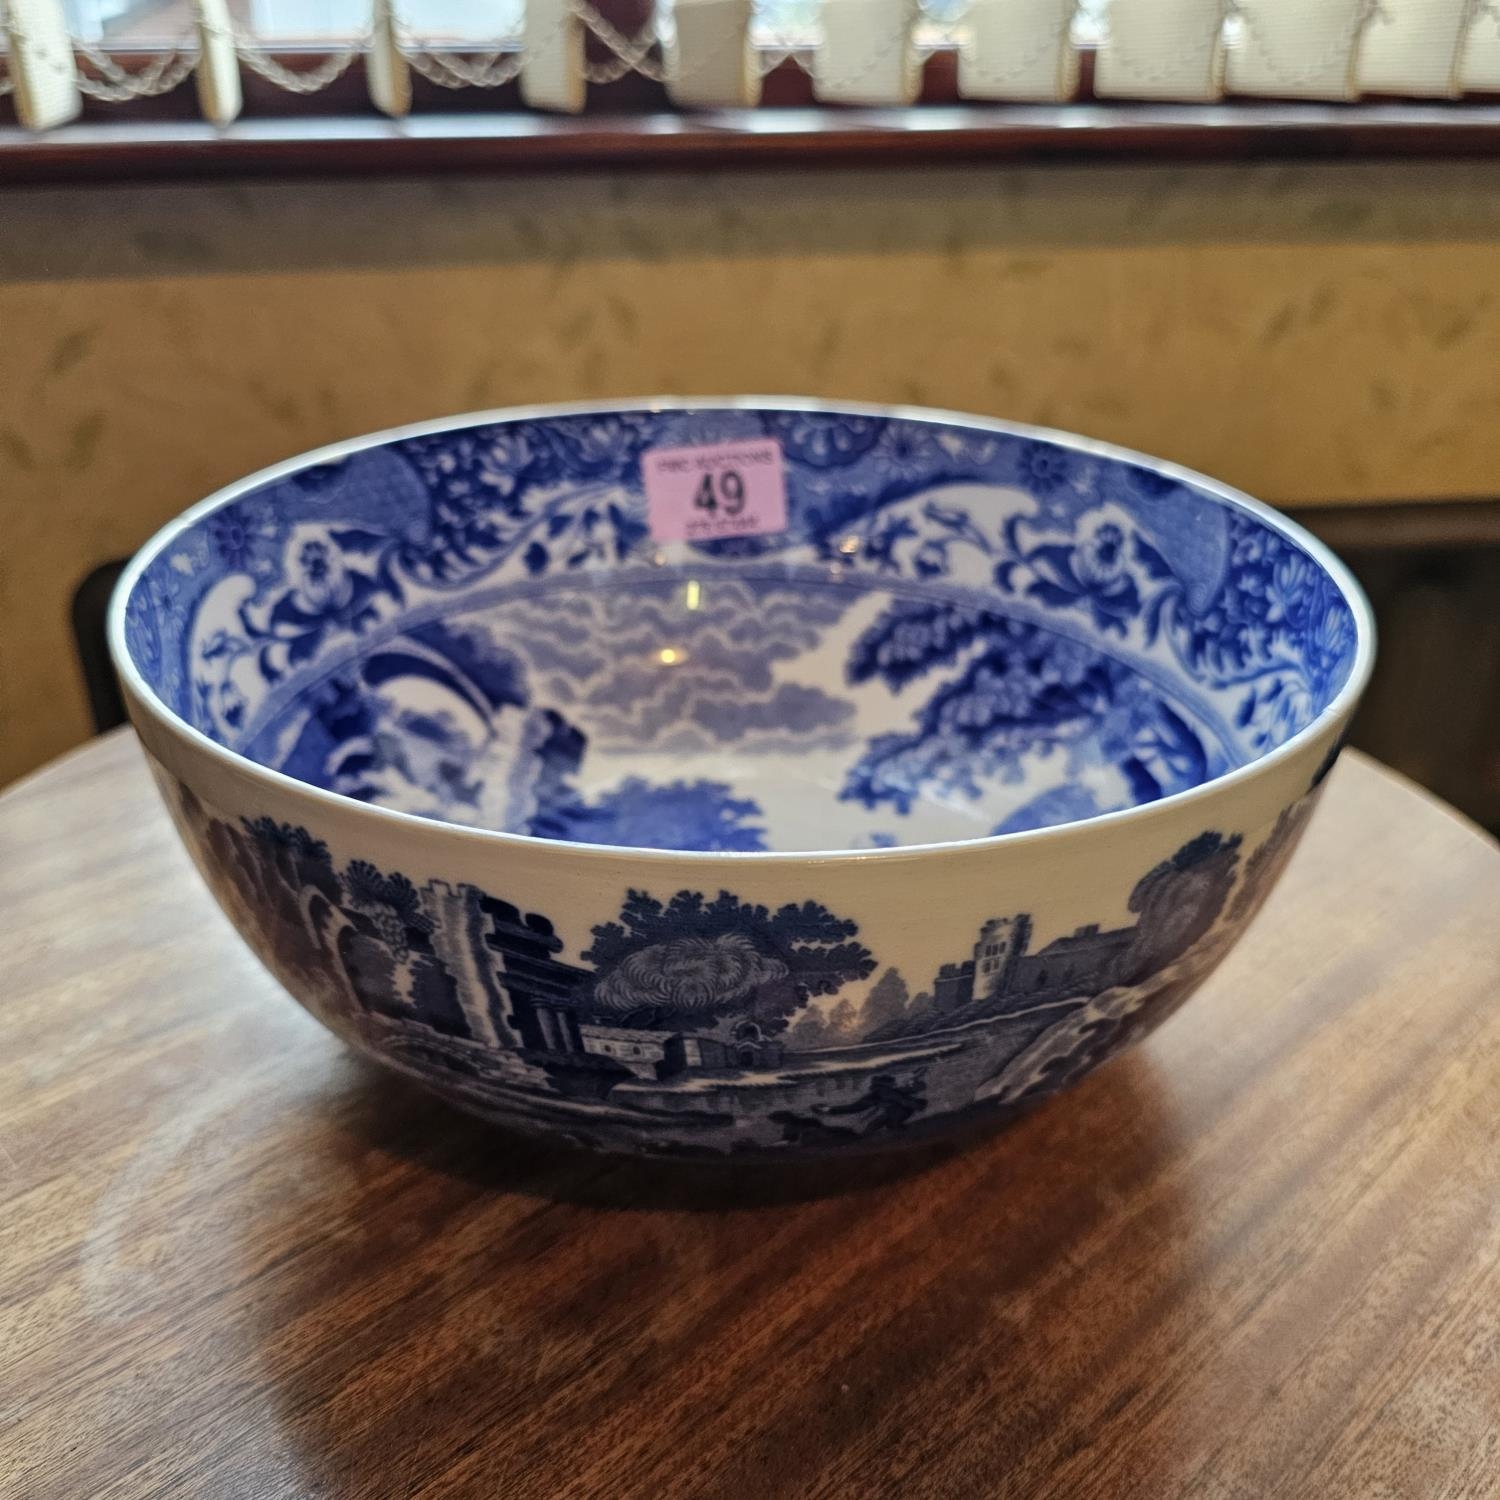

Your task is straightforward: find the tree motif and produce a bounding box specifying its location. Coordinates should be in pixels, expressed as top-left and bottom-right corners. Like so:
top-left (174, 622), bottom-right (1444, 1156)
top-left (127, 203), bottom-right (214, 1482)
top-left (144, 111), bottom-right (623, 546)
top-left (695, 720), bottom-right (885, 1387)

top-left (1124, 830), bottom-right (1241, 981)
top-left (860, 968), bottom-right (911, 1033)
top-left (344, 860), bottom-right (433, 961)
top-left (787, 1009), bottom-right (831, 1049)
top-left (583, 890), bottom-right (875, 1034)
top-left (1227, 797), bottom-right (1318, 926)
top-left (825, 998), bottom-right (859, 1040)
top-left (842, 601), bottom-right (1208, 815)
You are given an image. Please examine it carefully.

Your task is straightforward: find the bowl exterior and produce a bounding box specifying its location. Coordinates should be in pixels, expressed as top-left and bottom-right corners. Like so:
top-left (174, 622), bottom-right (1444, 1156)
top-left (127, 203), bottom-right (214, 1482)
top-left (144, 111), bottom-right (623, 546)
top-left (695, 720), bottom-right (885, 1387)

top-left (127, 690), bottom-right (1351, 1160)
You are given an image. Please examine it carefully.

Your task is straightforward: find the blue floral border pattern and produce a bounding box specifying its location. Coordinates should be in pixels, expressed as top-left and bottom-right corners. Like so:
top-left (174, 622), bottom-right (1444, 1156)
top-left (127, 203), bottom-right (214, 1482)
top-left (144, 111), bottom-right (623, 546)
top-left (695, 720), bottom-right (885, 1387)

top-left (125, 411), bottom-right (1357, 789)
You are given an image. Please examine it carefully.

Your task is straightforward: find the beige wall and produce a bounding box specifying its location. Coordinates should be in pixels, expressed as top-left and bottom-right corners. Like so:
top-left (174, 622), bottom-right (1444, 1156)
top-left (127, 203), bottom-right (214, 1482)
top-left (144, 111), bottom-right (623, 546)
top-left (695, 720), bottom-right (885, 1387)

top-left (3, 159), bottom-right (1500, 784)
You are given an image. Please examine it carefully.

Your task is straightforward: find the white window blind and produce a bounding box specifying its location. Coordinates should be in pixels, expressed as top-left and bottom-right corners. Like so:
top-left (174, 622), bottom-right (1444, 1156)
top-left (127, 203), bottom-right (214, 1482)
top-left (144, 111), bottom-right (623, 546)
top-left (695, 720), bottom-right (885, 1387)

top-left (670, 0), bottom-right (760, 106)
top-left (1096, 0), bottom-right (1226, 101)
top-left (961, 0), bottom-right (1078, 101)
top-left (520, 0), bottom-right (586, 110)
top-left (1459, 0), bottom-right (1500, 91)
top-left (815, 0), bottom-right (920, 104)
top-left (5, 0), bottom-right (84, 126)
top-left (192, 0), bottom-right (242, 124)
top-left (1, 0), bottom-right (1493, 127)
top-left (1358, 0), bottom-right (1474, 96)
top-left (1225, 0), bottom-right (1370, 99)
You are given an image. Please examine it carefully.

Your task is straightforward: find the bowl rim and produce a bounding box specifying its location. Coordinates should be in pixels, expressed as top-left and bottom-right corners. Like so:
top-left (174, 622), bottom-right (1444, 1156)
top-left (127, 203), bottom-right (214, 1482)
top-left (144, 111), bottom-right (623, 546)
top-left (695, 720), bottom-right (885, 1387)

top-left (108, 395), bottom-right (1377, 866)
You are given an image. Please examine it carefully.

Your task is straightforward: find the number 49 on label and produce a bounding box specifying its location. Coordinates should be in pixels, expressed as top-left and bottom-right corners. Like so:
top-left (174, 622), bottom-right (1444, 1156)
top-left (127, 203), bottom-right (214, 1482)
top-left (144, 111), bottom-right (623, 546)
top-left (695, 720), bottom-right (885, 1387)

top-left (694, 470), bottom-right (746, 518)
top-left (643, 437), bottom-right (788, 543)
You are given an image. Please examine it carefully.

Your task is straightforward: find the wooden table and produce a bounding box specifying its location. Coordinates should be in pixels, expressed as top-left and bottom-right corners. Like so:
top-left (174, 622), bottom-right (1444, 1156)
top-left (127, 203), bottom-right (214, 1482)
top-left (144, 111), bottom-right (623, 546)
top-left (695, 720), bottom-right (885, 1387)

top-left (4, 733), bottom-right (1499, 1500)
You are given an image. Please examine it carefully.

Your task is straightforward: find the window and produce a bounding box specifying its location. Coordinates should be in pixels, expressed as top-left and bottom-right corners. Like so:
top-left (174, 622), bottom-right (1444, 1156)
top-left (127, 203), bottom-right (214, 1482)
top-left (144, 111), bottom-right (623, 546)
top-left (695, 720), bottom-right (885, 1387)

top-left (4, 0), bottom-right (1497, 166)
top-left (56, 0), bottom-right (1104, 46)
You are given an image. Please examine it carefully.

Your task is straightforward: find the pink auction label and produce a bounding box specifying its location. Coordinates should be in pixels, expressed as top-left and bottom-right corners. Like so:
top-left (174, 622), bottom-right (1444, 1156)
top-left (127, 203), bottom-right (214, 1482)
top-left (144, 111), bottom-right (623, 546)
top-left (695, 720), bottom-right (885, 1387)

top-left (643, 437), bottom-right (788, 544)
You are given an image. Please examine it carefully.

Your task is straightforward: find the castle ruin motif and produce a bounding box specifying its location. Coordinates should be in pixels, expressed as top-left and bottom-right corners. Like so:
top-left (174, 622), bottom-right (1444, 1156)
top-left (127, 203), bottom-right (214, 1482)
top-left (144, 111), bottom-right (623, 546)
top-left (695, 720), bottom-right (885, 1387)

top-left (169, 774), bottom-right (1267, 1155)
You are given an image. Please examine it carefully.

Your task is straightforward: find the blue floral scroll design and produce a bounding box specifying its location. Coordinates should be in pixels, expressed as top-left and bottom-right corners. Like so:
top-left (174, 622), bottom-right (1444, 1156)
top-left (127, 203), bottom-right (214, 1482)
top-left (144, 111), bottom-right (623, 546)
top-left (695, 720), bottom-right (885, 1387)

top-left (784, 421), bottom-right (1100, 562)
top-left (1132, 515), bottom-right (1357, 752)
top-left (995, 519), bottom-right (1142, 638)
top-left (730, 421), bottom-right (1354, 749)
top-left (141, 412), bottom-right (1355, 768)
top-left (243, 530), bottom-right (399, 682)
top-left (182, 422), bottom-right (663, 740)
top-left (394, 415), bottom-right (655, 584)
top-left (885, 503), bottom-right (1354, 753)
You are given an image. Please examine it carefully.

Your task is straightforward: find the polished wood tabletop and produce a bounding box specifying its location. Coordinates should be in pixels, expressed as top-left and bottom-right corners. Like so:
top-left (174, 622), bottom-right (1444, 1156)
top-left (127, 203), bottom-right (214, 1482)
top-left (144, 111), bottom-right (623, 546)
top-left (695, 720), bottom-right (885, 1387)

top-left (4, 731), bottom-right (1499, 1500)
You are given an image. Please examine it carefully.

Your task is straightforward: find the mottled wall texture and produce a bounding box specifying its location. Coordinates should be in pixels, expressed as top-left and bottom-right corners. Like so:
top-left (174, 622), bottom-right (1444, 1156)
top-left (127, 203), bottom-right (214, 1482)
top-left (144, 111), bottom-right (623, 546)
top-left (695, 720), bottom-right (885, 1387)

top-left (3, 159), bottom-right (1499, 783)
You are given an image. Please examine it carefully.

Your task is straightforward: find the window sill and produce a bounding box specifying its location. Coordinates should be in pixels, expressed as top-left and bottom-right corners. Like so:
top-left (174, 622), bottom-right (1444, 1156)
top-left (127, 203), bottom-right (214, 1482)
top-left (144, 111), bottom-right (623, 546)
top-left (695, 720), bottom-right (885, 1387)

top-left (3, 100), bottom-right (1500, 185)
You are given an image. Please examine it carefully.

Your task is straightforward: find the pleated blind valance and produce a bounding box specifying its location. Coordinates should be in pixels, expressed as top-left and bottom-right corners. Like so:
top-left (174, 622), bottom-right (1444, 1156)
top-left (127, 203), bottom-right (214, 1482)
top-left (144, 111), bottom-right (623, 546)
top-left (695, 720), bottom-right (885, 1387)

top-left (3, 0), bottom-right (1497, 131)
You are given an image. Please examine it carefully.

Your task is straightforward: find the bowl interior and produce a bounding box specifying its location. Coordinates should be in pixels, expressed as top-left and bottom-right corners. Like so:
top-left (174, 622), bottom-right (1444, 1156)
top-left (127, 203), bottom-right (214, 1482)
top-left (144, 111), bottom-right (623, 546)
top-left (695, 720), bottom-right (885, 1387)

top-left (119, 406), bottom-right (1361, 853)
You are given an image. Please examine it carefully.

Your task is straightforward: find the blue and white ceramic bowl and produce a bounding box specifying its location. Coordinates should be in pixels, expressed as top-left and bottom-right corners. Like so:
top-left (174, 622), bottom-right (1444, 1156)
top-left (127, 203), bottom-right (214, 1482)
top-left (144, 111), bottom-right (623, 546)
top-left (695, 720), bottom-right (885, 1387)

top-left (110, 400), bottom-right (1374, 1159)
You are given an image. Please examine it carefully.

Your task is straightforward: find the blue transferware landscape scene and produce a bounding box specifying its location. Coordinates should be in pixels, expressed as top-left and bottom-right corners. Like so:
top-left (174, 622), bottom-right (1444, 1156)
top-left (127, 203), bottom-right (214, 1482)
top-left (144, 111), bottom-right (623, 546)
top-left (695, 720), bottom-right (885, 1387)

top-left (166, 768), bottom-right (1327, 1156)
top-left (125, 407), bottom-right (1357, 854)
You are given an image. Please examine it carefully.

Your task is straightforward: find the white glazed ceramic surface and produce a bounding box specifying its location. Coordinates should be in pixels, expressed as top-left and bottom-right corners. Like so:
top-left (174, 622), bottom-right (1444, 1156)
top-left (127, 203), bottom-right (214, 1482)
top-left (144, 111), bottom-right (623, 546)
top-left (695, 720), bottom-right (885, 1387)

top-left (111, 401), bottom-right (1374, 1158)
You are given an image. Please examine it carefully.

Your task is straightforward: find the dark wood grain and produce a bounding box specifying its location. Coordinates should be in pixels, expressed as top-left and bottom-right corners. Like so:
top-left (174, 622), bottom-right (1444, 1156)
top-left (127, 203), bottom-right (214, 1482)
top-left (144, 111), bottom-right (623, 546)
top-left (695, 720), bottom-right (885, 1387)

top-left (3, 732), bottom-right (1499, 1498)
top-left (6, 100), bottom-right (1500, 185)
